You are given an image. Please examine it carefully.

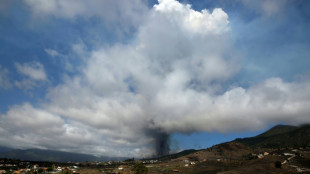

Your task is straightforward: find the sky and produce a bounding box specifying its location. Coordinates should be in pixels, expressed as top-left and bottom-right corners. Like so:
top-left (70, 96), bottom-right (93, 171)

top-left (0, 0), bottom-right (310, 157)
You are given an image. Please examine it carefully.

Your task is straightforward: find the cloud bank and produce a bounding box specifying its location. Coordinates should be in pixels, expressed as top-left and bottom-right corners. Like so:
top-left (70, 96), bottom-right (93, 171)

top-left (0, 0), bottom-right (310, 157)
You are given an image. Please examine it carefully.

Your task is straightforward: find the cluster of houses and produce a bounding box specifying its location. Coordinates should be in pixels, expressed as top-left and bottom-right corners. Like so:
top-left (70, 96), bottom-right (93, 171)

top-left (141, 159), bottom-right (158, 164)
top-left (255, 151), bottom-right (270, 159)
top-left (0, 160), bottom-right (79, 174)
top-left (183, 159), bottom-right (195, 167)
top-left (2, 166), bottom-right (79, 174)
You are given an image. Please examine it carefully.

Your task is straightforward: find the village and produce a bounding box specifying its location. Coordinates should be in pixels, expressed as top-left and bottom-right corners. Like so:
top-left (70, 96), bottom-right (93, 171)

top-left (0, 158), bottom-right (81, 174)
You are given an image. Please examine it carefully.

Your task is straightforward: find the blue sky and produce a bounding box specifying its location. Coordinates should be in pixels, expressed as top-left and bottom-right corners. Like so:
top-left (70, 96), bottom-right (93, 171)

top-left (0, 0), bottom-right (310, 157)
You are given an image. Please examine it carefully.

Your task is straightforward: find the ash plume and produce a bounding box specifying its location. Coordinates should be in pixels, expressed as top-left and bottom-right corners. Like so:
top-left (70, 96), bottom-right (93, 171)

top-left (154, 132), bottom-right (170, 157)
top-left (145, 127), bottom-right (170, 157)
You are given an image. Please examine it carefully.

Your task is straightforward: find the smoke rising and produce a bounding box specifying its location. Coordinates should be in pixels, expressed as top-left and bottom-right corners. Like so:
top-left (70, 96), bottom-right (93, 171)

top-left (155, 133), bottom-right (170, 156)
top-left (145, 128), bottom-right (170, 156)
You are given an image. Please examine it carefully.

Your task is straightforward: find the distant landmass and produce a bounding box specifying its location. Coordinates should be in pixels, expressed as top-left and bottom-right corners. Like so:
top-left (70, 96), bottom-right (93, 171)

top-left (0, 146), bottom-right (13, 153)
top-left (0, 148), bottom-right (126, 162)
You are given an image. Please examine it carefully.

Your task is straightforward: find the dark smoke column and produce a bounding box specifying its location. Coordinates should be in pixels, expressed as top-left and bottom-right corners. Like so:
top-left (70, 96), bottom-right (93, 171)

top-left (145, 121), bottom-right (170, 157)
top-left (154, 132), bottom-right (170, 156)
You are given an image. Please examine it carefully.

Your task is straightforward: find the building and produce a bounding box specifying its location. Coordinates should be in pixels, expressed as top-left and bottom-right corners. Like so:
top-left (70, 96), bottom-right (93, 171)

top-left (257, 154), bottom-right (264, 159)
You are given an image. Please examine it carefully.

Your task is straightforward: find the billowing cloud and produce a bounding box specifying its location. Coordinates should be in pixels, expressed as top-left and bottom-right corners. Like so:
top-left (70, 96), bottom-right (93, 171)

top-left (154, 0), bottom-right (229, 35)
top-left (0, 0), bottom-right (309, 157)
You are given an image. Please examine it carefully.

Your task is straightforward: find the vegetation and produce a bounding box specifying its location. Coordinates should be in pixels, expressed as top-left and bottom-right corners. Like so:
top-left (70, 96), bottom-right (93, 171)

top-left (132, 163), bottom-right (148, 174)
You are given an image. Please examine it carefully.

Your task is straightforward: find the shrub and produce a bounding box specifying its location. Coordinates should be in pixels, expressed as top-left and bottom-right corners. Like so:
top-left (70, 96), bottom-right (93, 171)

top-left (132, 163), bottom-right (148, 174)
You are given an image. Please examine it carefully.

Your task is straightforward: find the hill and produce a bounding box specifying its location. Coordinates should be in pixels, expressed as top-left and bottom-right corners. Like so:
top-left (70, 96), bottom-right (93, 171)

top-left (149, 149), bottom-right (199, 161)
top-left (145, 124), bottom-right (310, 174)
top-left (256, 125), bottom-right (297, 137)
top-left (159, 124), bottom-right (310, 162)
top-left (0, 146), bottom-right (13, 153)
top-left (148, 124), bottom-right (310, 162)
top-left (0, 148), bottom-right (126, 162)
top-left (234, 124), bottom-right (310, 148)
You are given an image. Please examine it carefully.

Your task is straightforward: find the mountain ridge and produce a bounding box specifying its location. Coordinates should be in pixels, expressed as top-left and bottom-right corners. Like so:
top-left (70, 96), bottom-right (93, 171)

top-left (234, 124), bottom-right (310, 148)
top-left (0, 148), bottom-right (127, 162)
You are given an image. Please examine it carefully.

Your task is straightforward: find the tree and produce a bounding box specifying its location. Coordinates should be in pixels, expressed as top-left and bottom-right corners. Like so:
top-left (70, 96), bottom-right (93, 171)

top-left (132, 163), bottom-right (148, 174)
top-left (38, 168), bottom-right (44, 173)
top-left (275, 161), bottom-right (282, 169)
top-left (47, 167), bottom-right (53, 172)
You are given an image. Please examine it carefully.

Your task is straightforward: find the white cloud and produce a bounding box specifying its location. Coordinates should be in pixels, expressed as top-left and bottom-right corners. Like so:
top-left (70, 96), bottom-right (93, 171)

top-left (1, 0), bottom-right (310, 157)
top-left (23, 0), bottom-right (148, 30)
top-left (3, 103), bottom-right (64, 134)
top-left (45, 48), bottom-right (60, 57)
top-left (154, 77), bottom-right (310, 133)
top-left (0, 65), bottom-right (12, 89)
top-left (154, 0), bottom-right (229, 35)
top-left (14, 62), bottom-right (48, 89)
top-left (15, 62), bottom-right (47, 81)
top-left (0, 103), bottom-right (100, 152)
